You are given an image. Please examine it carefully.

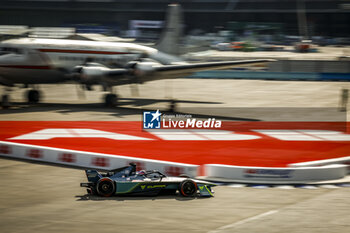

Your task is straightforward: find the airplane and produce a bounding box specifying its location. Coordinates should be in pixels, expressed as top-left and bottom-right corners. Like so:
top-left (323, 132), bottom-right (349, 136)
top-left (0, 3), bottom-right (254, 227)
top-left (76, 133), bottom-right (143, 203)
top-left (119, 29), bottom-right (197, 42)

top-left (0, 4), bottom-right (273, 107)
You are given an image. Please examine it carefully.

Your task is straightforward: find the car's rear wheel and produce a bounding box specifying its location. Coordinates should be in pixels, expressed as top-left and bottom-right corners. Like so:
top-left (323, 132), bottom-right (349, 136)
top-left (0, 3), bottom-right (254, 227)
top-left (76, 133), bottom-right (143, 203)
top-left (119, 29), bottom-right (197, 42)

top-left (179, 179), bottom-right (197, 197)
top-left (96, 178), bottom-right (115, 197)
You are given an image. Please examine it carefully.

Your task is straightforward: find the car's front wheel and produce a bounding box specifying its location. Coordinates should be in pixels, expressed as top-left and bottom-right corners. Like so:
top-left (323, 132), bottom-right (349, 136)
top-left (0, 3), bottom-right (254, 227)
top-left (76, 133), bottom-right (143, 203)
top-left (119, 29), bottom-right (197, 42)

top-left (179, 179), bottom-right (197, 197)
top-left (96, 178), bottom-right (116, 197)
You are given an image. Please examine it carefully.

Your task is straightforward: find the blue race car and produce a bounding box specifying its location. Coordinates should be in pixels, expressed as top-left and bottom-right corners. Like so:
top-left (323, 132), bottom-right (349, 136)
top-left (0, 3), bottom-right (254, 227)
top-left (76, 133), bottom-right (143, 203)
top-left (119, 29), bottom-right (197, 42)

top-left (80, 163), bottom-right (216, 197)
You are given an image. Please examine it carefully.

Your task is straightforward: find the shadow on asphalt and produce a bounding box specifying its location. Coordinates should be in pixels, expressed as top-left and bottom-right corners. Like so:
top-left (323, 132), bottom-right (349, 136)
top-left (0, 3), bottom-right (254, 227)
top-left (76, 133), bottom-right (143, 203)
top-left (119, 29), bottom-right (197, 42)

top-left (75, 193), bottom-right (205, 202)
top-left (0, 97), bottom-right (261, 121)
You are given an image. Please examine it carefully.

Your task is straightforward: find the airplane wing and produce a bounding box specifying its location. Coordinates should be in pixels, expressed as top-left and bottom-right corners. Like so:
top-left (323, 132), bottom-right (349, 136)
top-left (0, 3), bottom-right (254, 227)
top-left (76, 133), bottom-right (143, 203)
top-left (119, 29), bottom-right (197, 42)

top-left (73, 59), bottom-right (275, 87)
top-left (146, 59), bottom-right (274, 81)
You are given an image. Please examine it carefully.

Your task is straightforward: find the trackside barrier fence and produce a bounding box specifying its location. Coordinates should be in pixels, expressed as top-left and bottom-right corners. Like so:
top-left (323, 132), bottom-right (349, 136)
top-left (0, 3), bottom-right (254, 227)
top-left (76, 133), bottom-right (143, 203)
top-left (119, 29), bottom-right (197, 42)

top-left (0, 141), bottom-right (198, 177)
top-left (189, 71), bottom-right (350, 81)
top-left (0, 140), bottom-right (348, 183)
top-left (289, 156), bottom-right (350, 174)
top-left (203, 164), bottom-right (348, 184)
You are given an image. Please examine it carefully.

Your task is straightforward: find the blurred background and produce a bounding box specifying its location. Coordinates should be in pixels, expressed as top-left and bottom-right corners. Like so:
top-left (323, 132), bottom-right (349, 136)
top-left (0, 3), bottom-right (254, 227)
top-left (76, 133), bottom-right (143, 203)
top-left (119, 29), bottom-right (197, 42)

top-left (0, 0), bottom-right (350, 118)
top-left (0, 0), bottom-right (349, 45)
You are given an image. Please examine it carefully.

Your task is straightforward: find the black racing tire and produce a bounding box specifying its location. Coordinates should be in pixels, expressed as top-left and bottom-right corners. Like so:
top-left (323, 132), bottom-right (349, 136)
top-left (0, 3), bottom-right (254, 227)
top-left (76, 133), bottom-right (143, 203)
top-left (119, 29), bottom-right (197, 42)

top-left (179, 179), bottom-right (197, 197)
top-left (96, 178), bottom-right (116, 197)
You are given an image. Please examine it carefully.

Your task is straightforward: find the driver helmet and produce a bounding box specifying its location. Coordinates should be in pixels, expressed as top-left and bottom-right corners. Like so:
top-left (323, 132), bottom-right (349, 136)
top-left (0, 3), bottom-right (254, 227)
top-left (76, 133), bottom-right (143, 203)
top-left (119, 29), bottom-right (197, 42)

top-left (137, 170), bottom-right (146, 175)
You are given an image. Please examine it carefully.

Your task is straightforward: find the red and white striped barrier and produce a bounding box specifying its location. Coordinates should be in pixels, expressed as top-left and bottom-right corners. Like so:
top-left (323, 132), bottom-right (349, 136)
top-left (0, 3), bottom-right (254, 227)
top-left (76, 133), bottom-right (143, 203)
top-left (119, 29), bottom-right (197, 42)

top-left (0, 141), bottom-right (198, 177)
top-left (289, 156), bottom-right (350, 173)
top-left (1, 140), bottom-right (349, 183)
top-left (202, 164), bottom-right (348, 184)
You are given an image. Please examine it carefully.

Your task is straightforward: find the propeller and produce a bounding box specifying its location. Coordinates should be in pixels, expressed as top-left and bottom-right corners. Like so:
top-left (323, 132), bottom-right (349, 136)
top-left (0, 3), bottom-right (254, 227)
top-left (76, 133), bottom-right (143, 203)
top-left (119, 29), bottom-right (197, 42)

top-left (68, 59), bottom-right (159, 101)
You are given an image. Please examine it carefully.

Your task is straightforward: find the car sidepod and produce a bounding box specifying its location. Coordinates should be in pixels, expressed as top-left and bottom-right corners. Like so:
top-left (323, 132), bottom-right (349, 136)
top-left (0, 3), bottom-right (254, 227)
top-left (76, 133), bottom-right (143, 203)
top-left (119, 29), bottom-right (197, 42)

top-left (115, 182), bottom-right (178, 196)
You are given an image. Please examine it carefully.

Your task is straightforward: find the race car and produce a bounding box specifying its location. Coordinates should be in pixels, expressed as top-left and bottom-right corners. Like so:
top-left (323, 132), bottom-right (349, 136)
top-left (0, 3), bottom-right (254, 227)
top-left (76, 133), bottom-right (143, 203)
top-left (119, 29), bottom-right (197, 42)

top-left (80, 163), bottom-right (216, 197)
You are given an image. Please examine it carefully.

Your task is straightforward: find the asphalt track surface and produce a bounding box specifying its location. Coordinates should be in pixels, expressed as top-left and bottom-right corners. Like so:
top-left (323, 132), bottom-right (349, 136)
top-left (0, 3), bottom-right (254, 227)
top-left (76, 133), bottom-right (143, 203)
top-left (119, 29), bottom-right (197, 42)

top-left (1, 158), bottom-right (350, 233)
top-left (1, 79), bottom-right (350, 232)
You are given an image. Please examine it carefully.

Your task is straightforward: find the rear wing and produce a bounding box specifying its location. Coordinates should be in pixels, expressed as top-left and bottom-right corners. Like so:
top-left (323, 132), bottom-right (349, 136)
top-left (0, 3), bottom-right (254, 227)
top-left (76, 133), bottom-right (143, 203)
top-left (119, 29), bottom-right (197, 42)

top-left (85, 170), bottom-right (102, 183)
top-left (84, 163), bottom-right (137, 182)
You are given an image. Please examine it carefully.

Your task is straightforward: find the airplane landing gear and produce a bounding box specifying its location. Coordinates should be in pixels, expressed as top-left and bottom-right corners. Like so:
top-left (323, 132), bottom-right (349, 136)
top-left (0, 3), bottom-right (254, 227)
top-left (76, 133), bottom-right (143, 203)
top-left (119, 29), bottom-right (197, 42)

top-left (169, 99), bottom-right (177, 112)
top-left (27, 89), bottom-right (41, 104)
top-left (104, 93), bottom-right (118, 107)
top-left (1, 94), bottom-right (10, 109)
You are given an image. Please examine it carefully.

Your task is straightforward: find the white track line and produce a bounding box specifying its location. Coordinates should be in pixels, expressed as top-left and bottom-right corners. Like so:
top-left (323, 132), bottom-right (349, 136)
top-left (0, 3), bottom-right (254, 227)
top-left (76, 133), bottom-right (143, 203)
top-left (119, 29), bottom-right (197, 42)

top-left (208, 210), bottom-right (278, 233)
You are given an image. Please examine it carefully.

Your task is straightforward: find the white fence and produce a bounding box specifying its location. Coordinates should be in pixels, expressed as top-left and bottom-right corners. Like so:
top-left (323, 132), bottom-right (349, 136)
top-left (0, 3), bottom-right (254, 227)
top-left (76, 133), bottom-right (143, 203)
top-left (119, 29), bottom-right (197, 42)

top-left (0, 140), bottom-right (198, 177)
top-left (0, 140), bottom-right (348, 184)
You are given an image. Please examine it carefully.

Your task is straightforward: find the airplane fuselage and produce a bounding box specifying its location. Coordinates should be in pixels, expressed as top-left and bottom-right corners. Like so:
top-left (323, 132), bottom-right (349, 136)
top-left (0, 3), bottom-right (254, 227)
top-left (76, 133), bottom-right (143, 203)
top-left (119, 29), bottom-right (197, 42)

top-left (0, 38), bottom-right (158, 85)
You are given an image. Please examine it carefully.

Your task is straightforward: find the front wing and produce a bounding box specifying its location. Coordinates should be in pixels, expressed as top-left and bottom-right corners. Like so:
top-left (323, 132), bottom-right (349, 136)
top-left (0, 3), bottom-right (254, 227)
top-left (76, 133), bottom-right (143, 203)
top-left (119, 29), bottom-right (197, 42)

top-left (197, 183), bottom-right (215, 197)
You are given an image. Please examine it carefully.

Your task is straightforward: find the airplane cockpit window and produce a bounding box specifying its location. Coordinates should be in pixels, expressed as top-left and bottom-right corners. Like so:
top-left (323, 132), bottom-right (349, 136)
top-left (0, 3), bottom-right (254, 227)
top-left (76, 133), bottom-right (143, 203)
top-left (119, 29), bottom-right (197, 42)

top-left (0, 47), bottom-right (23, 55)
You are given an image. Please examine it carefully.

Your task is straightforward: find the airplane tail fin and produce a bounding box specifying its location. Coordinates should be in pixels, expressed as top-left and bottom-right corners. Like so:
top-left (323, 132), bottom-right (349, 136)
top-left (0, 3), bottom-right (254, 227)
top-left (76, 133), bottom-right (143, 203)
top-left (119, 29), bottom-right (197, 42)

top-left (156, 4), bottom-right (183, 56)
